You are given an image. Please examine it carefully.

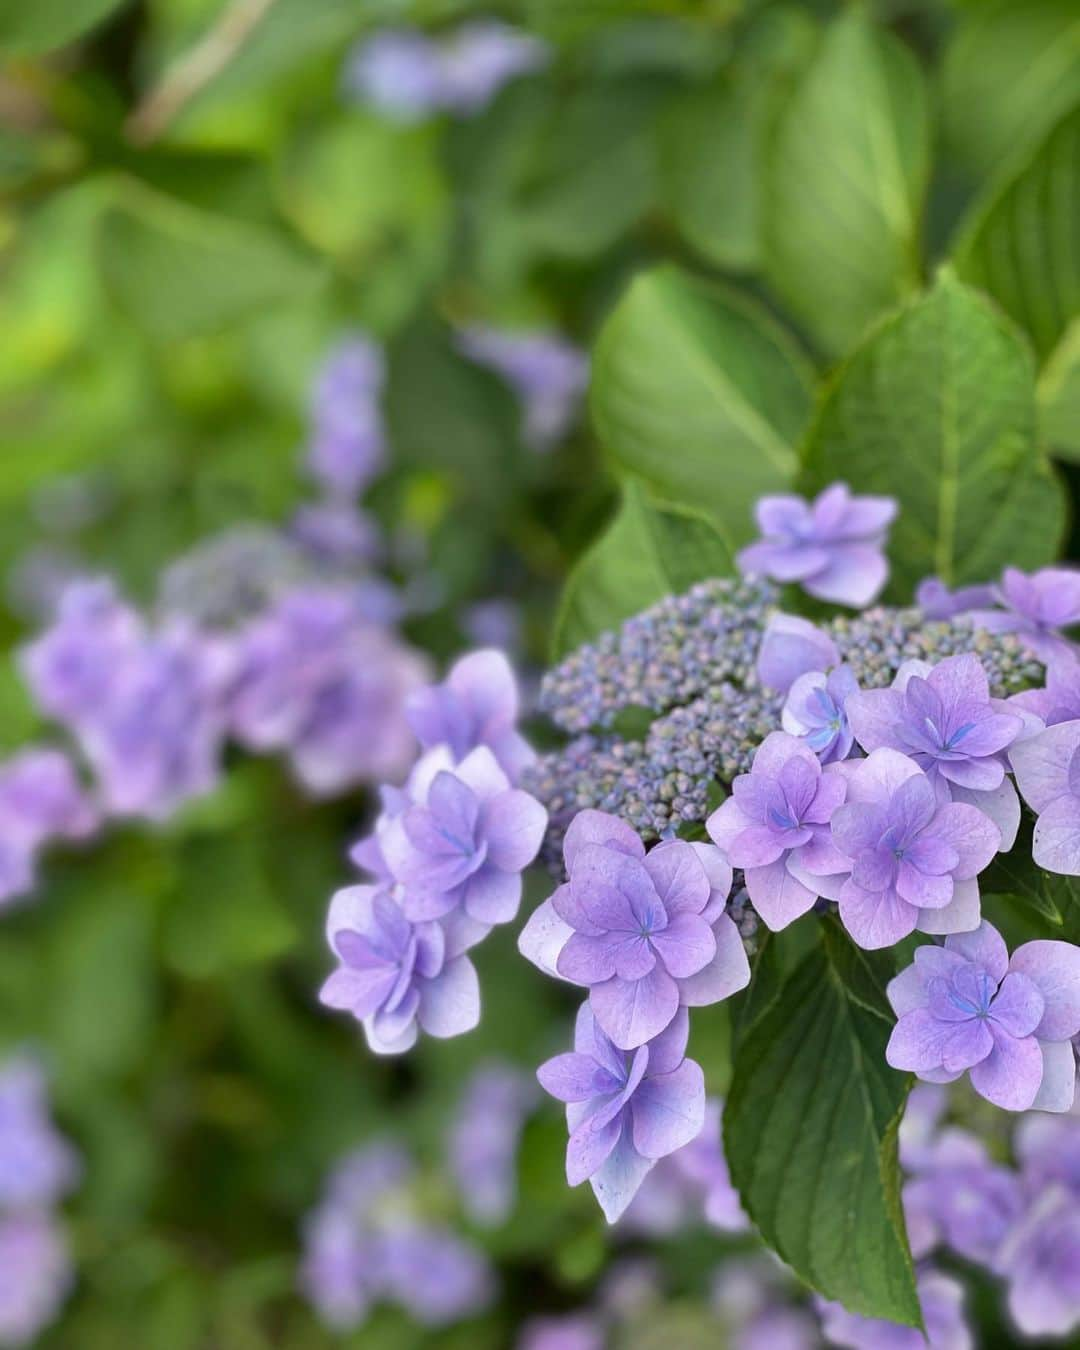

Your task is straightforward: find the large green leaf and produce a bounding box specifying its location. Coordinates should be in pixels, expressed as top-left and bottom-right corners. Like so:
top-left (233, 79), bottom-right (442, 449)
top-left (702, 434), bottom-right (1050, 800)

top-left (552, 482), bottom-right (734, 658)
top-left (590, 264), bottom-right (812, 544)
top-left (99, 186), bottom-right (325, 342)
top-left (953, 102), bottom-right (1080, 359)
top-left (761, 10), bottom-right (929, 357)
top-left (725, 921), bottom-right (919, 1326)
top-left (802, 270), bottom-right (1066, 596)
top-left (0, 0), bottom-right (126, 53)
top-left (1039, 317), bottom-right (1080, 460)
top-left (941, 0), bottom-right (1080, 181)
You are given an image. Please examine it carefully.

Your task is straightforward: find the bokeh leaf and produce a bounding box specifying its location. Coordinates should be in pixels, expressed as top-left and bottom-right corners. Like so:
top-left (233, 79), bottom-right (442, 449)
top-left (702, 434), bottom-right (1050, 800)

top-left (953, 102), bottom-right (1080, 359)
top-left (590, 264), bottom-right (812, 544)
top-left (802, 270), bottom-right (1066, 596)
top-left (762, 10), bottom-right (929, 356)
top-left (1039, 316), bottom-right (1080, 460)
top-left (552, 481), bottom-right (734, 658)
top-left (726, 921), bottom-right (919, 1327)
top-left (0, 0), bottom-right (126, 54)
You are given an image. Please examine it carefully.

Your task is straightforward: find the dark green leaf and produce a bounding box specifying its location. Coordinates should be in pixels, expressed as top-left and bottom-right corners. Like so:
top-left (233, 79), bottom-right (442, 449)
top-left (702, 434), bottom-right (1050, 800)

top-left (0, 0), bottom-right (126, 54)
top-left (725, 921), bottom-right (919, 1326)
top-left (1039, 317), bottom-right (1080, 461)
top-left (802, 269), bottom-right (1066, 596)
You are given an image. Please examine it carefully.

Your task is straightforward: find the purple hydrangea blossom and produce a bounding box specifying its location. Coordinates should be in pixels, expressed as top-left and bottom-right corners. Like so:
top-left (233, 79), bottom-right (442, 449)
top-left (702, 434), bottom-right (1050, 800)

top-left (437, 22), bottom-right (548, 114)
top-left (998, 1185), bottom-right (1080, 1338)
top-left (816, 1268), bottom-right (971, 1350)
top-left (406, 649), bottom-right (535, 783)
top-left (288, 501), bottom-right (381, 572)
top-left (375, 745), bottom-right (547, 926)
top-left (887, 921), bottom-right (1080, 1111)
top-left (537, 1003), bottom-right (705, 1223)
top-left (1014, 1109), bottom-right (1080, 1196)
top-left (916, 577), bottom-right (997, 621)
top-left (305, 336), bottom-right (386, 499)
top-left (228, 586), bottom-right (428, 796)
top-left (812, 749), bottom-right (999, 949)
top-left (457, 326), bottom-right (588, 451)
top-left (845, 654), bottom-right (1025, 850)
top-left (449, 1062), bottom-right (535, 1226)
top-left (706, 732), bottom-right (850, 933)
top-left (0, 750), bottom-right (97, 909)
top-left (1009, 717), bottom-right (1080, 875)
top-left (0, 1212), bottom-right (73, 1348)
top-left (519, 812), bottom-right (750, 1049)
top-left (781, 664), bottom-right (859, 763)
top-left (320, 886), bottom-right (483, 1054)
top-left (517, 1313), bottom-right (605, 1350)
top-left (755, 613), bottom-right (840, 694)
top-left (377, 1223), bottom-right (494, 1325)
top-left (736, 483), bottom-right (897, 608)
top-left (970, 566), bottom-right (1080, 665)
top-left (0, 1058), bottom-right (79, 1213)
top-left (1010, 651), bottom-right (1080, 726)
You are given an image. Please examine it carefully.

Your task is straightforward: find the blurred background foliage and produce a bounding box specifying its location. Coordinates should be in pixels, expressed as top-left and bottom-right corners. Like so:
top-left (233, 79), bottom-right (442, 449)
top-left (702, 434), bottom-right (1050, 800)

top-left (0, 0), bottom-right (1078, 1344)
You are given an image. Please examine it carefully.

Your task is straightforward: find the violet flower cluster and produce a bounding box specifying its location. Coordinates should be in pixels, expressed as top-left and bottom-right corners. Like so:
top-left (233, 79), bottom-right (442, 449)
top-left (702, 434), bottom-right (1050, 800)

top-left (457, 326), bottom-right (589, 452)
top-left (0, 1057), bottom-right (79, 1347)
top-left (345, 22), bottom-right (547, 121)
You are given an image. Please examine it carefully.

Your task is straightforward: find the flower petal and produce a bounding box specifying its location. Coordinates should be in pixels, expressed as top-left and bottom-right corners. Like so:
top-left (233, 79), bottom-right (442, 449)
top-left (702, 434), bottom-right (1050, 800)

top-left (744, 859), bottom-right (816, 931)
top-left (1032, 794), bottom-right (1080, 876)
top-left (1009, 939), bottom-right (1080, 1041)
top-left (969, 1027), bottom-right (1043, 1111)
top-left (678, 915), bottom-right (751, 1008)
top-left (630, 1060), bottom-right (706, 1160)
top-left (480, 789), bottom-right (547, 871)
top-left (839, 880), bottom-right (918, 949)
top-left (589, 966), bottom-right (680, 1050)
top-left (1030, 1039), bottom-right (1077, 1113)
top-left (417, 955), bottom-right (480, 1039)
top-left (517, 898), bottom-right (573, 979)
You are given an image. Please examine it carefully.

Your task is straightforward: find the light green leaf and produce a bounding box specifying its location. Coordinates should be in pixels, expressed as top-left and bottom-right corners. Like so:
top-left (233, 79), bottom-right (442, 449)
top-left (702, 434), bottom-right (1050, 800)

top-left (0, 0), bottom-right (126, 54)
top-left (762, 10), bottom-right (929, 356)
top-left (942, 0), bottom-right (1080, 181)
top-left (552, 482), bottom-right (734, 658)
top-left (99, 185), bottom-right (325, 342)
top-left (953, 102), bottom-right (1080, 359)
top-left (725, 921), bottom-right (919, 1326)
top-left (590, 264), bottom-right (812, 543)
top-left (802, 270), bottom-right (1066, 596)
top-left (1039, 317), bottom-right (1080, 460)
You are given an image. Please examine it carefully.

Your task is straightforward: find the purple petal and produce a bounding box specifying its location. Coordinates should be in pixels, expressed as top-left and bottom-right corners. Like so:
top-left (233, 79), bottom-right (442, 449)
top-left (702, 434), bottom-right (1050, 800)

top-left (804, 543), bottom-right (888, 608)
top-left (678, 914), bottom-right (751, 1008)
top-left (566, 1109), bottom-right (622, 1185)
top-left (1009, 940), bottom-right (1080, 1041)
top-left (969, 1027), bottom-right (1043, 1111)
top-left (744, 858), bottom-right (816, 931)
top-left (448, 648), bottom-right (518, 728)
top-left (846, 688), bottom-right (905, 755)
top-left (646, 1005), bottom-right (690, 1074)
top-left (886, 1008), bottom-right (955, 1072)
top-left (642, 842), bottom-right (709, 916)
top-left (1030, 1039), bottom-right (1077, 1112)
top-left (1032, 794), bottom-right (1080, 875)
top-left (737, 539), bottom-right (830, 582)
top-left (927, 802), bottom-right (1001, 877)
top-left (688, 842), bottom-right (732, 907)
top-left (537, 1053), bottom-right (614, 1103)
top-left (940, 1018), bottom-right (994, 1073)
top-left (518, 898), bottom-right (573, 978)
top-left (563, 810), bottom-right (644, 870)
top-left (756, 614), bottom-right (840, 694)
top-left (630, 1060), bottom-right (706, 1159)
top-left (461, 866), bottom-right (522, 925)
top-left (453, 744), bottom-right (511, 803)
top-left (845, 747), bottom-right (923, 804)
top-left (915, 877), bottom-right (981, 934)
top-left (989, 972), bottom-right (1046, 1039)
top-left (588, 1123), bottom-right (655, 1223)
top-left (480, 789), bottom-right (546, 871)
top-left (839, 880), bottom-right (918, 949)
top-left (558, 932), bottom-right (618, 985)
top-left (319, 966), bottom-right (397, 1016)
top-left (417, 955), bottom-right (480, 1038)
top-left (1010, 721), bottom-right (1080, 813)
top-left (944, 921), bottom-right (1009, 981)
top-left (704, 796), bottom-right (756, 856)
top-left (937, 756), bottom-right (1006, 791)
top-left (895, 862), bottom-right (953, 909)
top-left (755, 493), bottom-right (810, 536)
top-left (727, 825), bottom-right (788, 870)
top-left (589, 966), bottom-right (680, 1050)
top-left (570, 846), bottom-right (654, 931)
top-left (649, 912), bottom-right (716, 979)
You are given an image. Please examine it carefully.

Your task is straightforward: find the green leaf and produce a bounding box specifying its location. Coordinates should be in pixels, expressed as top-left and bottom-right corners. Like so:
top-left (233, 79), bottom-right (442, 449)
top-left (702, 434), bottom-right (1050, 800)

top-left (99, 185), bottom-right (325, 342)
top-left (1039, 316), bottom-right (1080, 460)
top-left (0, 0), bottom-right (126, 54)
top-left (982, 815), bottom-right (1080, 942)
top-left (761, 10), bottom-right (929, 356)
top-left (802, 270), bottom-right (1066, 596)
top-left (725, 921), bottom-right (919, 1326)
top-left (941, 0), bottom-right (1080, 181)
top-left (590, 264), bottom-right (812, 544)
top-left (552, 481), bottom-right (735, 658)
top-left (953, 102), bottom-right (1080, 359)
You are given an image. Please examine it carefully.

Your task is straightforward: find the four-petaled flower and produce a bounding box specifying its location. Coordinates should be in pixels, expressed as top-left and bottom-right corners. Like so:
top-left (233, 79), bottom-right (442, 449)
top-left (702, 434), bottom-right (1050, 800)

top-left (887, 920), bottom-right (1080, 1111)
top-left (706, 732), bottom-right (849, 932)
top-left (537, 1004), bottom-right (705, 1223)
top-left (1009, 718), bottom-right (1080, 875)
top-left (736, 482), bottom-right (897, 608)
top-left (970, 566), bottom-right (1080, 665)
top-left (782, 664), bottom-right (860, 763)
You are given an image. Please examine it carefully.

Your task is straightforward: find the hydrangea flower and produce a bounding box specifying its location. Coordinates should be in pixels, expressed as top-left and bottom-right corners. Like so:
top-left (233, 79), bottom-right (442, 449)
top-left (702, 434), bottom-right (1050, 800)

top-left (1010, 651), bottom-right (1080, 726)
top-left (736, 482), bottom-right (897, 607)
top-left (1009, 718), bottom-right (1080, 874)
top-left (320, 886), bottom-right (482, 1054)
top-left (537, 1004), bottom-right (705, 1222)
top-left (457, 326), bottom-right (588, 451)
top-left (706, 732), bottom-right (849, 933)
top-left (845, 654), bottom-right (1025, 849)
top-left (755, 613), bottom-right (840, 694)
top-left (998, 1186), bottom-right (1080, 1338)
top-left (816, 1268), bottom-right (971, 1350)
top-left (437, 21), bottom-right (548, 114)
top-left (781, 664), bottom-right (859, 763)
top-left (305, 336), bottom-right (386, 499)
top-left (518, 1313), bottom-right (605, 1350)
top-left (0, 1058), bottom-right (80, 1212)
top-left (376, 745), bottom-right (547, 925)
top-left (343, 29), bottom-right (445, 121)
top-left (886, 921), bottom-right (1080, 1111)
top-left (916, 577), bottom-right (997, 621)
top-left (0, 750), bottom-right (97, 908)
top-left (406, 649), bottom-right (534, 783)
top-left (519, 811), bottom-right (749, 1048)
top-left (449, 1062), bottom-right (535, 1226)
top-left (970, 566), bottom-right (1080, 664)
top-left (0, 1213), bottom-right (73, 1348)
top-left (377, 1224), bottom-right (494, 1325)
top-left (814, 749), bottom-right (999, 948)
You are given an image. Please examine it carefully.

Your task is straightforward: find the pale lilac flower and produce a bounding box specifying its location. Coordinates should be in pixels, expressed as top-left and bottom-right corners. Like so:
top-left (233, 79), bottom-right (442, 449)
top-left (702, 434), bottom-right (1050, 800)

top-left (816, 1268), bottom-right (971, 1350)
top-left (846, 654), bottom-right (1024, 849)
top-left (818, 749), bottom-right (999, 948)
top-left (457, 327), bottom-right (587, 451)
top-left (299, 1202), bottom-right (377, 1330)
top-left (288, 501), bottom-right (381, 571)
top-left (0, 750), bottom-right (97, 909)
top-left (998, 1185), bottom-right (1080, 1338)
top-left (520, 812), bottom-right (749, 1049)
top-left (406, 649), bottom-right (534, 783)
top-left (517, 1313), bottom-right (604, 1350)
top-left (377, 745), bottom-right (546, 925)
top-left (304, 336), bottom-right (387, 499)
top-left (0, 1212), bottom-right (73, 1347)
top-left (736, 1309), bottom-right (821, 1350)
top-left (1014, 1109), bottom-right (1080, 1196)
top-left (1010, 651), bottom-right (1080, 726)
top-left (887, 921), bottom-right (1080, 1111)
top-left (916, 576), bottom-right (997, 620)
top-left (537, 1003), bottom-right (705, 1223)
top-left (0, 1058), bottom-right (79, 1213)
top-left (707, 732), bottom-right (849, 933)
top-left (229, 587), bottom-right (428, 796)
top-left (969, 565), bottom-right (1080, 664)
top-left (379, 1224), bottom-right (493, 1325)
top-left (320, 886), bottom-right (482, 1054)
top-left (344, 30), bottom-right (445, 121)
top-left (462, 600), bottom-right (522, 656)
top-left (449, 1062), bottom-right (535, 1225)
top-left (438, 21), bottom-right (548, 113)
top-left (755, 613), bottom-right (840, 694)
top-left (781, 664), bottom-right (859, 763)
top-left (736, 483), bottom-right (897, 608)
top-left (1009, 717), bottom-right (1080, 874)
